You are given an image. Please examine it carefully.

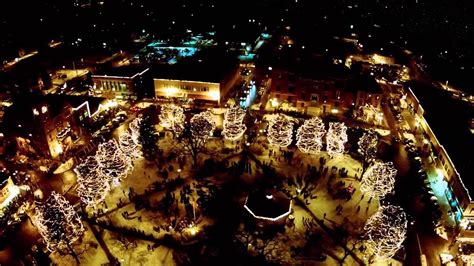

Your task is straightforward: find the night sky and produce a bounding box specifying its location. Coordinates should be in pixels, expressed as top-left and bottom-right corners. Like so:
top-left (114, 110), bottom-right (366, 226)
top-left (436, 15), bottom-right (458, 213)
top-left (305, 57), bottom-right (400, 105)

top-left (1, 0), bottom-right (473, 89)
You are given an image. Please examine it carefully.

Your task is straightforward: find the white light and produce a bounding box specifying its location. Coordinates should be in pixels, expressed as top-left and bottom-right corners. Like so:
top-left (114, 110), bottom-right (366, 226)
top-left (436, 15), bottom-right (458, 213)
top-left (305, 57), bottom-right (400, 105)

top-left (222, 106), bottom-right (247, 141)
top-left (159, 105), bottom-right (185, 137)
top-left (209, 91), bottom-right (220, 101)
top-left (326, 122), bottom-right (348, 157)
top-left (35, 192), bottom-right (85, 252)
top-left (244, 198), bottom-right (292, 222)
top-left (360, 161), bottom-right (397, 198)
top-left (296, 116), bottom-right (326, 154)
top-left (267, 114), bottom-right (293, 148)
top-left (364, 205), bottom-right (407, 260)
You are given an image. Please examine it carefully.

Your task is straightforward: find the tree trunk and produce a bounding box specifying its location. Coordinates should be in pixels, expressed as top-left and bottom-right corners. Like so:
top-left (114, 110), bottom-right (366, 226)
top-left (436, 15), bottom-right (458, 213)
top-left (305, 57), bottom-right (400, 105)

top-left (66, 239), bottom-right (80, 265)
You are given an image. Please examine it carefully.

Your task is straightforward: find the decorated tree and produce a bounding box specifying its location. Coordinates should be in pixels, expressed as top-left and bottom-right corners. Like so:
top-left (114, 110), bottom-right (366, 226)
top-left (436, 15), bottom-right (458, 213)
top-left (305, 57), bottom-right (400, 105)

top-left (35, 192), bottom-right (85, 263)
top-left (74, 156), bottom-right (110, 207)
top-left (360, 161), bottom-right (397, 198)
top-left (358, 131), bottom-right (379, 171)
top-left (128, 117), bottom-right (142, 144)
top-left (139, 115), bottom-right (159, 160)
top-left (364, 204), bottom-right (407, 261)
top-left (179, 111), bottom-right (216, 165)
top-left (267, 114), bottom-right (293, 147)
top-left (159, 104), bottom-right (185, 137)
top-left (95, 139), bottom-right (132, 186)
top-left (296, 117), bottom-right (326, 154)
top-left (326, 122), bottom-right (348, 157)
top-left (119, 130), bottom-right (142, 160)
top-left (222, 106), bottom-right (247, 141)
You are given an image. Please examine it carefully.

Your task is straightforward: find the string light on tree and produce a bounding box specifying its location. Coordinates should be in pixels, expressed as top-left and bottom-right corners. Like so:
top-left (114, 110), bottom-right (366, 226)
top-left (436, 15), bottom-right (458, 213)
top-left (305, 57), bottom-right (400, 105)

top-left (159, 104), bottom-right (185, 137)
top-left (326, 122), bottom-right (348, 157)
top-left (119, 130), bottom-right (142, 160)
top-left (222, 106), bottom-right (247, 141)
top-left (178, 111), bottom-right (216, 165)
top-left (296, 117), bottom-right (326, 154)
top-left (95, 139), bottom-right (132, 186)
top-left (74, 156), bottom-right (110, 207)
top-left (129, 117), bottom-right (142, 144)
top-left (190, 110), bottom-right (216, 141)
top-left (360, 161), bottom-right (397, 198)
top-left (267, 114), bottom-right (293, 147)
top-left (358, 130), bottom-right (379, 168)
top-left (364, 204), bottom-right (407, 261)
top-left (35, 192), bottom-right (85, 254)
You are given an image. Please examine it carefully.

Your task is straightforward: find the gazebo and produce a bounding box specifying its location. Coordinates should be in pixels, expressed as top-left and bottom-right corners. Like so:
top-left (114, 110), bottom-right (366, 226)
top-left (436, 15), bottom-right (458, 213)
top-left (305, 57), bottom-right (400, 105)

top-left (244, 189), bottom-right (292, 225)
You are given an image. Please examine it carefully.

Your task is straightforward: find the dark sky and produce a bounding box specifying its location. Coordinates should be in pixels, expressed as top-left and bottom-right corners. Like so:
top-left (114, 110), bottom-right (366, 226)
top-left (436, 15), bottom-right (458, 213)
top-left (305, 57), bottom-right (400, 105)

top-left (1, 0), bottom-right (473, 87)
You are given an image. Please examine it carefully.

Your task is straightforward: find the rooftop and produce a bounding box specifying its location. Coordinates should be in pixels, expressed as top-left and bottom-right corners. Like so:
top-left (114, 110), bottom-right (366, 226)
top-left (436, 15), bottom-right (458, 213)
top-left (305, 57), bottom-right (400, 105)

top-left (93, 65), bottom-right (150, 78)
top-left (3, 94), bottom-right (104, 135)
top-left (244, 189), bottom-right (291, 221)
top-left (345, 74), bottom-right (383, 94)
top-left (152, 47), bottom-right (238, 83)
top-left (409, 81), bottom-right (474, 197)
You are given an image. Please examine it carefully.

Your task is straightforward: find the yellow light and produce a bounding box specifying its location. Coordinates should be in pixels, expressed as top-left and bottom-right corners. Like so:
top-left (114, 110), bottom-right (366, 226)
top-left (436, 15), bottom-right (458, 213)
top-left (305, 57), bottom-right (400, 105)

top-left (165, 87), bottom-right (178, 96)
top-left (331, 108), bottom-right (339, 114)
top-left (423, 139), bottom-right (429, 144)
top-left (41, 106), bottom-right (48, 114)
top-left (189, 226), bottom-right (199, 236)
top-left (33, 109), bottom-right (39, 115)
top-left (436, 168), bottom-right (443, 177)
top-left (209, 91), bottom-right (220, 101)
top-left (270, 98), bottom-right (279, 108)
top-left (104, 100), bottom-right (118, 109)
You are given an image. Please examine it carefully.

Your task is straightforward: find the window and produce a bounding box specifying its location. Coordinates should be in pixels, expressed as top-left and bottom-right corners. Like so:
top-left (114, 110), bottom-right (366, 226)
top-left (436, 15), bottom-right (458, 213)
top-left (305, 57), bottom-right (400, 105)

top-left (310, 94), bottom-right (319, 102)
top-left (301, 93), bottom-right (306, 101)
top-left (288, 86), bottom-right (295, 93)
top-left (275, 85), bottom-right (281, 91)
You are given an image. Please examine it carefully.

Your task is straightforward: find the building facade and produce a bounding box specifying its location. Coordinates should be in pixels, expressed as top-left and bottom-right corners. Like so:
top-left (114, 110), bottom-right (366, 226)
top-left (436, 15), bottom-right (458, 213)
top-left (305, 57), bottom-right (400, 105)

top-left (405, 87), bottom-right (471, 243)
top-left (92, 67), bottom-right (150, 100)
top-left (154, 79), bottom-right (221, 103)
top-left (3, 96), bottom-right (110, 160)
top-left (266, 69), bottom-right (383, 116)
top-left (30, 102), bottom-right (82, 159)
top-left (154, 68), bottom-right (239, 105)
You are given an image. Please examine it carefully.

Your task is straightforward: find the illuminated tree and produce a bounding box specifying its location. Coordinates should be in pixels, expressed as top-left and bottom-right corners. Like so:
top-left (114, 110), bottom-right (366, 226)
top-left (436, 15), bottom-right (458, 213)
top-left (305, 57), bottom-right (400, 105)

top-left (360, 161), bottom-right (397, 198)
top-left (74, 156), bottom-right (110, 207)
top-left (358, 131), bottom-right (379, 171)
top-left (190, 110), bottom-right (216, 141)
top-left (364, 204), bottom-right (407, 261)
top-left (179, 111), bottom-right (216, 165)
top-left (128, 117), bottom-right (142, 144)
top-left (267, 114), bottom-right (293, 147)
top-left (159, 104), bottom-right (185, 137)
top-left (119, 130), bottom-right (142, 160)
top-left (139, 115), bottom-right (159, 160)
top-left (35, 192), bottom-right (84, 263)
top-left (95, 139), bottom-right (132, 186)
top-left (296, 117), bottom-right (326, 154)
top-left (326, 122), bottom-right (348, 157)
top-left (222, 106), bottom-right (247, 141)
